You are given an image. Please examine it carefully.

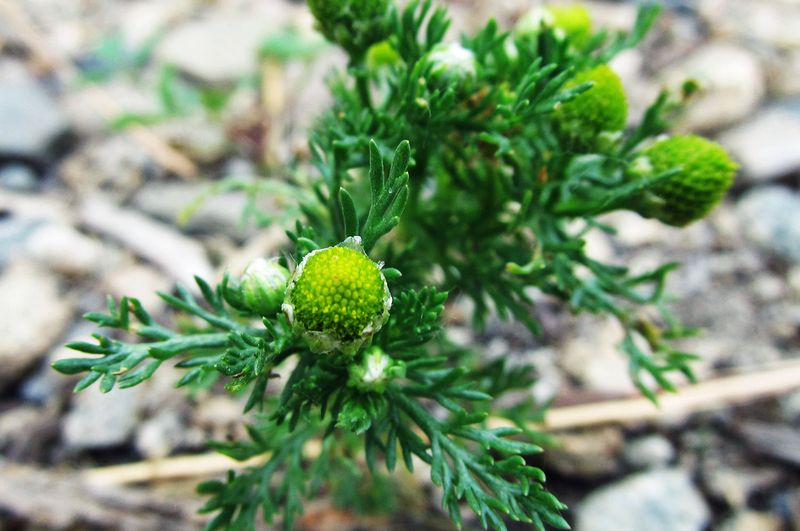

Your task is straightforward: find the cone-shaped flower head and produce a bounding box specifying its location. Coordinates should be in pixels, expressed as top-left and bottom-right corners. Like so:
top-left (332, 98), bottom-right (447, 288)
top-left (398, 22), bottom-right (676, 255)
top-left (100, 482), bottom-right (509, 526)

top-left (557, 64), bottom-right (627, 149)
top-left (307, 0), bottom-right (390, 56)
top-left (630, 135), bottom-right (737, 226)
top-left (282, 237), bottom-right (391, 354)
top-left (240, 258), bottom-right (291, 316)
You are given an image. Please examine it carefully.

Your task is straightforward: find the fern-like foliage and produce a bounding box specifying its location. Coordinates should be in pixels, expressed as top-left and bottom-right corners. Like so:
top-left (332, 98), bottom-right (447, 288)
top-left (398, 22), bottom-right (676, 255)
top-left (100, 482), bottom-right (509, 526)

top-left (53, 1), bottom-right (734, 529)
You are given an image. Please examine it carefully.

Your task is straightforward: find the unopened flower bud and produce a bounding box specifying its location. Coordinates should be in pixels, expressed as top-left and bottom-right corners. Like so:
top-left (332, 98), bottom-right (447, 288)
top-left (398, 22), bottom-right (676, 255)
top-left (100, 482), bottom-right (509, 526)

top-left (240, 258), bottom-right (291, 316)
top-left (427, 42), bottom-right (477, 84)
top-left (282, 237), bottom-right (391, 354)
top-left (347, 346), bottom-right (405, 393)
top-left (628, 135), bottom-right (737, 226)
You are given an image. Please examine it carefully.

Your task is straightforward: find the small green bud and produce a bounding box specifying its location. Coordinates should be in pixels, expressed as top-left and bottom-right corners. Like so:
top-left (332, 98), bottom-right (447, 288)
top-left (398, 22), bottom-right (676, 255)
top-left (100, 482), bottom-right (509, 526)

top-left (347, 346), bottom-right (405, 393)
top-left (282, 237), bottom-right (391, 354)
top-left (629, 135), bottom-right (738, 226)
top-left (426, 42), bottom-right (477, 84)
top-left (240, 258), bottom-right (291, 316)
top-left (556, 64), bottom-right (628, 150)
top-left (307, 0), bottom-right (390, 56)
top-left (517, 4), bottom-right (592, 46)
top-left (367, 40), bottom-right (402, 70)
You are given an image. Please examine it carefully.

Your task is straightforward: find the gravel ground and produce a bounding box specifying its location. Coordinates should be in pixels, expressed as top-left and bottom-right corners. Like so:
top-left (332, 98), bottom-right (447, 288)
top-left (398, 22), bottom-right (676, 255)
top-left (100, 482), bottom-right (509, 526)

top-left (1, 0), bottom-right (799, 529)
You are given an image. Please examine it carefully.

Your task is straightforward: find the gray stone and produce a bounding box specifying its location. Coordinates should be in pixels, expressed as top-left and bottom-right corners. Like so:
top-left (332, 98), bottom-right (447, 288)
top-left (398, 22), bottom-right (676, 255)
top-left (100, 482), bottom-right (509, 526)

top-left (576, 468), bottom-right (710, 531)
top-left (702, 463), bottom-right (783, 508)
top-left (153, 116), bottom-right (229, 163)
top-left (624, 434), bottom-right (676, 469)
top-left (120, 0), bottom-right (194, 50)
top-left (0, 216), bottom-right (40, 269)
top-left (561, 317), bottom-right (636, 395)
top-left (738, 186), bottom-right (800, 263)
top-left (156, 8), bottom-right (291, 84)
top-left (546, 427), bottom-right (624, 479)
top-left (0, 261), bottom-right (72, 391)
top-left (60, 136), bottom-right (157, 195)
top-left (63, 385), bottom-right (141, 449)
top-left (698, 0), bottom-right (800, 50)
top-left (131, 181), bottom-right (249, 237)
top-left (135, 409), bottom-right (184, 459)
top-left (25, 223), bottom-right (107, 277)
top-left (0, 164), bottom-right (38, 192)
top-left (0, 61), bottom-right (69, 161)
top-left (780, 389), bottom-right (800, 422)
top-left (739, 422), bottom-right (800, 466)
top-left (718, 107), bottom-right (800, 182)
top-left (769, 50), bottom-right (800, 96)
top-left (21, 323), bottom-right (98, 405)
top-left (79, 195), bottom-right (213, 288)
top-left (661, 43), bottom-right (765, 132)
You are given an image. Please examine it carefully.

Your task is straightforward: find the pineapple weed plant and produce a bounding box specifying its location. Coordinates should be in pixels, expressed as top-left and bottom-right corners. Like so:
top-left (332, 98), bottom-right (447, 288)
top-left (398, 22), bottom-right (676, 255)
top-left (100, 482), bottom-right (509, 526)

top-left (54, 1), bottom-right (738, 530)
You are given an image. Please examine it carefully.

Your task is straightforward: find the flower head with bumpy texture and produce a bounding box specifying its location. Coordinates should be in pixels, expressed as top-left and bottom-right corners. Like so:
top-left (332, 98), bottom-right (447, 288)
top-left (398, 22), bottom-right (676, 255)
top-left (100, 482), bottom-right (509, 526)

top-left (556, 64), bottom-right (627, 150)
top-left (282, 237), bottom-right (391, 354)
top-left (630, 135), bottom-right (738, 226)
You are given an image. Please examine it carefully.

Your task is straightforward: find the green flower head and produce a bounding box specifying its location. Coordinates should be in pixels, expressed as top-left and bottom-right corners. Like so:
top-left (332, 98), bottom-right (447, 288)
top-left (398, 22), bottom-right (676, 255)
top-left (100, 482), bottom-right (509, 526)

top-left (282, 237), bottom-right (391, 354)
top-left (556, 64), bottom-right (628, 150)
top-left (630, 135), bottom-right (738, 226)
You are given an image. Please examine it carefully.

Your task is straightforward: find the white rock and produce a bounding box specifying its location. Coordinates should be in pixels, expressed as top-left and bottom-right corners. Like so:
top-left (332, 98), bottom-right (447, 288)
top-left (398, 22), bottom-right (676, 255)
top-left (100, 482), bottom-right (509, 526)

top-left (576, 469), bottom-right (710, 531)
top-left (561, 317), bottom-right (636, 395)
top-left (624, 434), bottom-right (676, 469)
top-left (661, 43), bottom-right (765, 132)
top-left (718, 107), bottom-right (800, 182)
top-left (25, 223), bottom-right (107, 277)
top-left (0, 261), bottom-right (72, 391)
top-left (79, 195), bottom-right (213, 288)
top-left (120, 0), bottom-right (194, 50)
top-left (699, 0), bottom-right (800, 50)
top-left (598, 210), bottom-right (670, 248)
top-left (720, 511), bottom-right (782, 531)
top-left (157, 9), bottom-right (289, 83)
top-left (135, 409), bottom-right (184, 459)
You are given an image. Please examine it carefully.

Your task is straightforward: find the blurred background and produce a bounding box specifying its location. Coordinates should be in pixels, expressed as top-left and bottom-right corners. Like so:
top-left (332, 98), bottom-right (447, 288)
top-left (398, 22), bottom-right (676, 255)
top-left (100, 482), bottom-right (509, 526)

top-left (0, 0), bottom-right (799, 529)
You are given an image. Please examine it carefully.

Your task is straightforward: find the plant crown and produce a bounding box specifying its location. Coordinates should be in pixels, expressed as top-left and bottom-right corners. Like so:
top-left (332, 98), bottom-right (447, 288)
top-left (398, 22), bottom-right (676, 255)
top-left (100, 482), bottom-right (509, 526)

top-left (54, 1), bottom-right (737, 530)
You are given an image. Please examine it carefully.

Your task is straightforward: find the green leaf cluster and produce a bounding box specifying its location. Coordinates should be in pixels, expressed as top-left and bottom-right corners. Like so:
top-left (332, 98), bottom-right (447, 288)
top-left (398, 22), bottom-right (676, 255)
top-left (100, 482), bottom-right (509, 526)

top-left (53, 1), bottom-right (738, 529)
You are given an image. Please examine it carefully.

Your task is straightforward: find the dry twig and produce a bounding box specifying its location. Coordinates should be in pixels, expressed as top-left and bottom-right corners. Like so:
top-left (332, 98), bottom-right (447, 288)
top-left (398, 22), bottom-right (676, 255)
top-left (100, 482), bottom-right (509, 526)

top-left (82, 360), bottom-right (800, 487)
